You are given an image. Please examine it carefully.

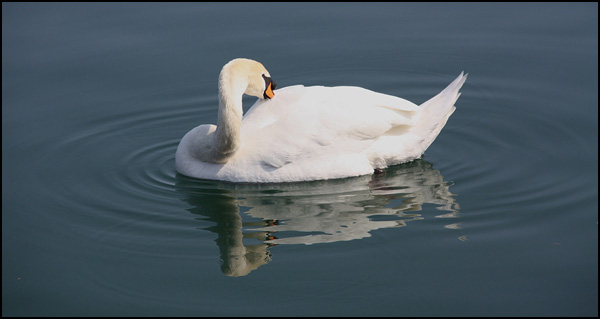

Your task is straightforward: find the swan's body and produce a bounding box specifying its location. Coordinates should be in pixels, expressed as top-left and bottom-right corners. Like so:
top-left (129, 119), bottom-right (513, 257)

top-left (176, 58), bottom-right (467, 183)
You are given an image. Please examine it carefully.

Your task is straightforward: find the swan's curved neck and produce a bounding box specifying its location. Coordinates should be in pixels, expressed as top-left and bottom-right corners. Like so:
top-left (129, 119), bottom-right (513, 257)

top-left (212, 68), bottom-right (247, 163)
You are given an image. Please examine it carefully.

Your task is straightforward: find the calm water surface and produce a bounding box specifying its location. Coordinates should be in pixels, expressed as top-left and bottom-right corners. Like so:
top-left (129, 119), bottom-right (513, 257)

top-left (2, 3), bottom-right (597, 316)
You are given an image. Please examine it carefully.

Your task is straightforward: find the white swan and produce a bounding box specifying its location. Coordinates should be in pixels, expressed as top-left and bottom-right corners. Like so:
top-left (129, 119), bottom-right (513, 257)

top-left (176, 58), bottom-right (467, 183)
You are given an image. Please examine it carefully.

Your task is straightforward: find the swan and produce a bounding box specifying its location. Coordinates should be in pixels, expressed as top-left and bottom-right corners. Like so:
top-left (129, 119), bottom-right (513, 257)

top-left (176, 58), bottom-right (467, 183)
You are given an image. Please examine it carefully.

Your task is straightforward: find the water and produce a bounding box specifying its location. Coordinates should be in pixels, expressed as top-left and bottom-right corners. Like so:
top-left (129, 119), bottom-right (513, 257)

top-left (2, 3), bottom-right (597, 316)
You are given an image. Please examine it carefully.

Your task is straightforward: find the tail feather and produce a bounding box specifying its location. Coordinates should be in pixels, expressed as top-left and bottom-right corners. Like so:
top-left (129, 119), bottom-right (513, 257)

top-left (416, 72), bottom-right (467, 153)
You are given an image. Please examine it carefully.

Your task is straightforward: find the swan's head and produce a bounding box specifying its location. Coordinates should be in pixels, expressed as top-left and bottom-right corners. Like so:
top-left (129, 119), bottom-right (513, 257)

top-left (221, 58), bottom-right (277, 100)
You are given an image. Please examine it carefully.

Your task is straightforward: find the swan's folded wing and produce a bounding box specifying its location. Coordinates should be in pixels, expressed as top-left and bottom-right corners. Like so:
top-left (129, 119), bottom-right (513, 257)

top-left (241, 85), bottom-right (420, 169)
top-left (326, 86), bottom-right (418, 140)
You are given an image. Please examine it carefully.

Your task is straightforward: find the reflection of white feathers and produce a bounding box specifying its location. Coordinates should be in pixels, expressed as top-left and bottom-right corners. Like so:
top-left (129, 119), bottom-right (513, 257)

top-left (239, 160), bottom-right (459, 245)
top-left (177, 159), bottom-right (460, 276)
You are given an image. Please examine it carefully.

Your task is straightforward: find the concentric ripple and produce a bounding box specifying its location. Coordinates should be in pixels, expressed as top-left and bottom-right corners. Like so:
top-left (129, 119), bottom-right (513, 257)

top-left (22, 67), bottom-right (595, 278)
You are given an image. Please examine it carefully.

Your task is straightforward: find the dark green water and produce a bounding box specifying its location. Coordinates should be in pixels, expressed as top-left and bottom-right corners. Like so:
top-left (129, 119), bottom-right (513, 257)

top-left (2, 3), bottom-right (597, 316)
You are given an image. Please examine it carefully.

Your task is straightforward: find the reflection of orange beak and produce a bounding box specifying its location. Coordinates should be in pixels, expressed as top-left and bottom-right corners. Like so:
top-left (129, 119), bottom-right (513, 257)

top-left (264, 82), bottom-right (275, 99)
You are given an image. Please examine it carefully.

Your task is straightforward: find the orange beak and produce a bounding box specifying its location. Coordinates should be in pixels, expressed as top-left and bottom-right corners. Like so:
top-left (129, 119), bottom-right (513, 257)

top-left (264, 82), bottom-right (275, 99)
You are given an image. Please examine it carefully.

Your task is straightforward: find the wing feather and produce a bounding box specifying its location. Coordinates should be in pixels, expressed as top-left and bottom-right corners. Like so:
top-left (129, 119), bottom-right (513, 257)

top-left (240, 85), bottom-right (419, 169)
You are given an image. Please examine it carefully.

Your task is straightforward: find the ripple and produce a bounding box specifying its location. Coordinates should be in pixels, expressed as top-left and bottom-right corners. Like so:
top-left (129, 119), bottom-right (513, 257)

top-left (24, 68), bottom-right (593, 278)
top-left (425, 73), bottom-right (594, 215)
top-left (115, 138), bottom-right (180, 197)
top-left (23, 87), bottom-right (202, 256)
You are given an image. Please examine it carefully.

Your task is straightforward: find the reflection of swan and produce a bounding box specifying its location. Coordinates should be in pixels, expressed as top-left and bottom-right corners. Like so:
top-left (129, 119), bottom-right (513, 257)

top-left (176, 159), bottom-right (459, 276)
top-left (238, 160), bottom-right (459, 245)
top-left (176, 58), bottom-right (467, 183)
top-left (178, 187), bottom-right (273, 277)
